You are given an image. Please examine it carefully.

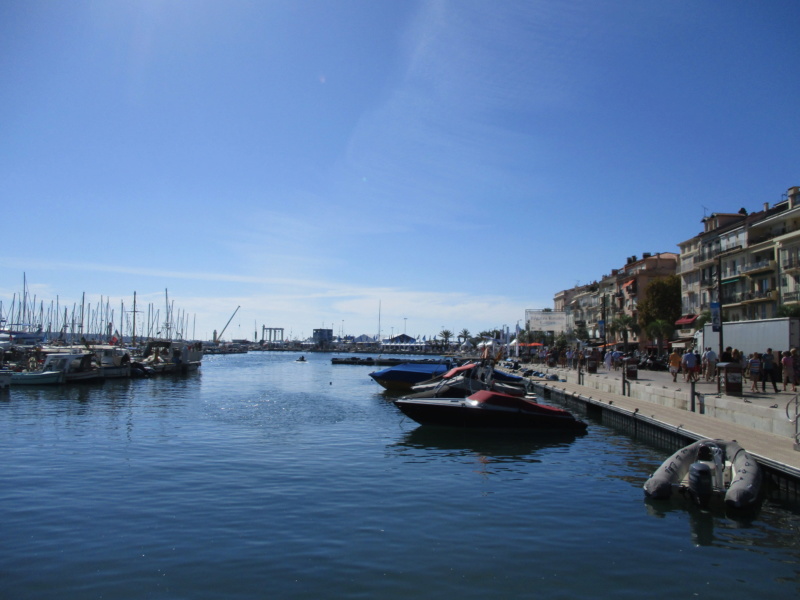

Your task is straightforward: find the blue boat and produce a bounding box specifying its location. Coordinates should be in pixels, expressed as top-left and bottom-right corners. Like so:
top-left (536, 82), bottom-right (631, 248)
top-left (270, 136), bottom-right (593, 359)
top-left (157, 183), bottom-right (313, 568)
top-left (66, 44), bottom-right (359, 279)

top-left (369, 362), bottom-right (451, 392)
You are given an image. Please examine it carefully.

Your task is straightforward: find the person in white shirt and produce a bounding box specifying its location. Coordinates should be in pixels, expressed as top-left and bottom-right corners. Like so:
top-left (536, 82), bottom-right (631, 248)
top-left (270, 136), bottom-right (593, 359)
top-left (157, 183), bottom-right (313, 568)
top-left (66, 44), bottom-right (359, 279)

top-left (703, 347), bottom-right (717, 381)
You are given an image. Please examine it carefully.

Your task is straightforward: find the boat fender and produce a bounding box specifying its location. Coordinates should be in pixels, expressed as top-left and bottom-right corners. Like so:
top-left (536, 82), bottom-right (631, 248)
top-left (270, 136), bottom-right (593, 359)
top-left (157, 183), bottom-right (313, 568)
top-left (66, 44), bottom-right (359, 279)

top-left (28, 357), bottom-right (37, 371)
top-left (688, 462), bottom-right (713, 508)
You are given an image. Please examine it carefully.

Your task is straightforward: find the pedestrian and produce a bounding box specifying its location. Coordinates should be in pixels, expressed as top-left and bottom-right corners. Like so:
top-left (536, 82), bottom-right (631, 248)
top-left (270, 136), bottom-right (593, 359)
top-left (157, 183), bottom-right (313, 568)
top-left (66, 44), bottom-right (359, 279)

top-left (748, 352), bottom-right (761, 393)
top-left (668, 348), bottom-right (682, 382)
top-left (604, 349), bottom-right (613, 371)
top-left (782, 351), bottom-right (796, 392)
top-left (682, 348), bottom-right (698, 382)
top-left (703, 347), bottom-right (717, 382)
top-left (761, 348), bottom-right (779, 393)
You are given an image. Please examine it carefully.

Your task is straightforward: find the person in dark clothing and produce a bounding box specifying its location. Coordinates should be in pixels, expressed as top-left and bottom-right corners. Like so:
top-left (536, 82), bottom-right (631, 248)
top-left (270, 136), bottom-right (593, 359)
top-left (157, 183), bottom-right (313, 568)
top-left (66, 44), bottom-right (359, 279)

top-left (761, 348), bottom-right (780, 393)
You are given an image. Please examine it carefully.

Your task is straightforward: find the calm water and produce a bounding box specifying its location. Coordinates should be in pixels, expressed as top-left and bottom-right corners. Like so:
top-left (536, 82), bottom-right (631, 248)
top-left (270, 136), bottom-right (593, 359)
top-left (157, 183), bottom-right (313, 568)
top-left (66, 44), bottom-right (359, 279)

top-left (2, 351), bottom-right (800, 599)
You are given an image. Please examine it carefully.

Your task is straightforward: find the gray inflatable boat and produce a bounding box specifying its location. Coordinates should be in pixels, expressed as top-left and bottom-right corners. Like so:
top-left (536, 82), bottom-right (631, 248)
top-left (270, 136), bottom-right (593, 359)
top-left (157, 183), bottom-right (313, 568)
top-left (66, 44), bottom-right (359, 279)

top-left (643, 439), bottom-right (762, 510)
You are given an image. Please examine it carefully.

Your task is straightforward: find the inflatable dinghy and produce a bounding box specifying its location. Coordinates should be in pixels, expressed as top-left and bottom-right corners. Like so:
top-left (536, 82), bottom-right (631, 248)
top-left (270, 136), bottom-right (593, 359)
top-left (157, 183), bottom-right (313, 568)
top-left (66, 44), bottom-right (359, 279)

top-left (643, 439), bottom-right (761, 510)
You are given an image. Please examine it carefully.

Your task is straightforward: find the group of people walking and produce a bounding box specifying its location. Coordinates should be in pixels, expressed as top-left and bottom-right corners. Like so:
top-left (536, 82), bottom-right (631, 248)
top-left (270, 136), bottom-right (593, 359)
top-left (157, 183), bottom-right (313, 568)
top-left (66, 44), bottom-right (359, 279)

top-left (745, 348), bottom-right (798, 393)
top-left (668, 346), bottom-right (798, 394)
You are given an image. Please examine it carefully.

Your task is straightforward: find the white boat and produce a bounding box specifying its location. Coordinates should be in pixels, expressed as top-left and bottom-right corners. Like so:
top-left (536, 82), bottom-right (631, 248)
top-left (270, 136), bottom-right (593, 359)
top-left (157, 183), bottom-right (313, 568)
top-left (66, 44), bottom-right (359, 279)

top-left (41, 352), bottom-right (102, 383)
top-left (92, 345), bottom-right (132, 379)
top-left (643, 439), bottom-right (762, 511)
top-left (10, 369), bottom-right (63, 385)
top-left (138, 340), bottom-right (203, 374)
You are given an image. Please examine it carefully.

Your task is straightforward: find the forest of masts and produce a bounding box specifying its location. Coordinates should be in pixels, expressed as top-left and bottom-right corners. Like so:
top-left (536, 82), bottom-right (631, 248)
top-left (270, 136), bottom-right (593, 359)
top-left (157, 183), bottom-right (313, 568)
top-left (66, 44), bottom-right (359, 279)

top-left (0, 283), bottom-right (196, 344)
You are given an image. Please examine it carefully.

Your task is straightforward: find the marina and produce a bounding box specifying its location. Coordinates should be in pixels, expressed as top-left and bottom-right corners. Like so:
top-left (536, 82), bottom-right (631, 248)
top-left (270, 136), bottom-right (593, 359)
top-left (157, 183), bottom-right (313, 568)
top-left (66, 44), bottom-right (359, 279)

top-left (2, 351), bottom-right (800, 598)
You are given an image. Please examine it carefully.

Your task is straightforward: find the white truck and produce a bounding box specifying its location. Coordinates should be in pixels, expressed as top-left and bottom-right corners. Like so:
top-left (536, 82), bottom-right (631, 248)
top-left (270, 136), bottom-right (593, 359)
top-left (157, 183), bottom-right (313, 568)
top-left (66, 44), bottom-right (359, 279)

top-left (695, 317), bottom-right (800, 356)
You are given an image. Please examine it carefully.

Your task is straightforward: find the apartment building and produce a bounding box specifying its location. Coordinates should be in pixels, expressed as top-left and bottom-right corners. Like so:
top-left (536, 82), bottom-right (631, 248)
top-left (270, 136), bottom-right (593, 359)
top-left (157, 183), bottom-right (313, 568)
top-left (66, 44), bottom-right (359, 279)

top-left (677, 186), bottom-right (800, 326)
top-left (553, 186), bottom-right (800, 351)
top-left (558, 253), bottom-right (678, 350)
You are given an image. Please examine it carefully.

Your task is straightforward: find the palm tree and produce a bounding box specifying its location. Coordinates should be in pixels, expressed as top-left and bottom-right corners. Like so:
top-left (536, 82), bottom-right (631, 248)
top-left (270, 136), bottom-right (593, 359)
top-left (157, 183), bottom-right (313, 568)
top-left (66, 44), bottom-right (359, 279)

top-left (439, 329), bottom-right (453, 349)
top-left (458, 328), bottom-right (471, 344)
top-left (610, 314), bottom-right (639, 353)
top-left (646, 319), bottom-right (674, 356)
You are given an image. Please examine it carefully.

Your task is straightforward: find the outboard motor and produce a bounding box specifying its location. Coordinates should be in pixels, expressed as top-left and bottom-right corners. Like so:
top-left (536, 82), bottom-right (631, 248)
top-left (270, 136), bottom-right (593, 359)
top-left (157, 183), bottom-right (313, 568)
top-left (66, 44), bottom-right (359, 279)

top-left (688, 462), bottom-right (714, 508)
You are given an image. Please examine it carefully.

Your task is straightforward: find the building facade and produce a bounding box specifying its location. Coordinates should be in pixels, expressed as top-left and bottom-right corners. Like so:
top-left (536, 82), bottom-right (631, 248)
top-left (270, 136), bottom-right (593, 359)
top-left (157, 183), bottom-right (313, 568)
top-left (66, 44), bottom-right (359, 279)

top-left (553, 185), bottom-right (800, 353)
top-left (557, 253), bottom-right (678, 351)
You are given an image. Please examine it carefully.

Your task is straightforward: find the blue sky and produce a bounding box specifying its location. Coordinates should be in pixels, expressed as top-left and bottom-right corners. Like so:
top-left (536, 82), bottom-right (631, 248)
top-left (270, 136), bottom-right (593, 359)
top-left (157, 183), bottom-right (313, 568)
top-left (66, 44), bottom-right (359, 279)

top-left (1, 1), bottom-right (799, 342)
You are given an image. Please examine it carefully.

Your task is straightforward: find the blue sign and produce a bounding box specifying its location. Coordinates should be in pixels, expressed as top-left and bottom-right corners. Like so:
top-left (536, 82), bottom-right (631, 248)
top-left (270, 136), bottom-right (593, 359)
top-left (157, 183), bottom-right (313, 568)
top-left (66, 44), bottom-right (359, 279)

top-left (710, 302), bottom-right (721, 332)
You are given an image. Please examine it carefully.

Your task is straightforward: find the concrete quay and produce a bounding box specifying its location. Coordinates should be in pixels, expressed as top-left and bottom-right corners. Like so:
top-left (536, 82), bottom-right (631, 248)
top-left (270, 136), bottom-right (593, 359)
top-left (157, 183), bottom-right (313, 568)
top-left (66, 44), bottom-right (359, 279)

top-left (511, 361), bottom-right (800, 498)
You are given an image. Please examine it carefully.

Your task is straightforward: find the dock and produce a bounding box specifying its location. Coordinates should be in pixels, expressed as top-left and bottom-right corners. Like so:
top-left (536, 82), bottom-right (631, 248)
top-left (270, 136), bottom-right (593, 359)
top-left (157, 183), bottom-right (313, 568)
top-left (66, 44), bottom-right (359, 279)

top-left (512, 362), bottom-right (800, 501)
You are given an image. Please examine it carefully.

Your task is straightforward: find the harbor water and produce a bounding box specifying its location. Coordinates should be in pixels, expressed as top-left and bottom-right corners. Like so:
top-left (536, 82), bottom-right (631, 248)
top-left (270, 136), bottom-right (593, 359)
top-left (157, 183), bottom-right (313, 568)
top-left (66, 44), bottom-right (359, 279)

top-left (2, 351), bottom-right (800, 598)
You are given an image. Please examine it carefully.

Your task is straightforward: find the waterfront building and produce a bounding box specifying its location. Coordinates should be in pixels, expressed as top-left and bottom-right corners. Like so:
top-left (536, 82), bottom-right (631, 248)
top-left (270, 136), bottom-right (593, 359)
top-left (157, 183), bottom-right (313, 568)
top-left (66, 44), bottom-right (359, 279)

top-left (676, 186), bottom-right (800, 327)
top-left (552, 185), bottom-right (800, 353)
top-left (557, 253), bottom-right (678, 351)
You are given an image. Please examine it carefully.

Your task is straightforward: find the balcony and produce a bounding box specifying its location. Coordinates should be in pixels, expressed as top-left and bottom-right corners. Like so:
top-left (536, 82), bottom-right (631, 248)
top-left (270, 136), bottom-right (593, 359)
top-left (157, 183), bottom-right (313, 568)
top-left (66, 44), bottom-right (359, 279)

top-left (741, 289), bottom-right (779, 304)
top-left (695, 249), bottom-right (720, 266)
top-left (784, 290), bottom-right (800, 304)
top-left (783, 257), bottom-right (800, 274)
top-left (700, 277), bottom-right (717, 288)
top-left (741, 259), bottom-right (776, 276)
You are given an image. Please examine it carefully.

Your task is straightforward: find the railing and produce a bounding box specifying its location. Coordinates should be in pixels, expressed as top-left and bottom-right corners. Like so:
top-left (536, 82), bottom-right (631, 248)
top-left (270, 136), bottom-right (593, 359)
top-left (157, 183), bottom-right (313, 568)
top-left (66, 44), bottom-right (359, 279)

top-left (741, 259), bottom-right (775, 275)
top-left (723, 289), bottom-right (777, 305)
top-left (786, 394), bottom-right (800, 451)
top-left (784, 290), bottom-right (800, 303)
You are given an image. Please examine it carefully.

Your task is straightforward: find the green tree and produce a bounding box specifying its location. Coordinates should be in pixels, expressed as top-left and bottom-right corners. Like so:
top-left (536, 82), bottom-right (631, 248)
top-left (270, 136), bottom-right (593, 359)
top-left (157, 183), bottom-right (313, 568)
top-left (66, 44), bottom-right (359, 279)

top-left (610, 314), bottom-right (639, 353)
top-left (637, 275), bottom-right (682, 332)
top-left (439, 329), bottom-right (453, 348)
top-left (777, 305), bottom-right (800, 318)
top-left (458, 328), bottom-right (471, 344)
top-left (573, 321), bottom-right (589, 342)
top-left (695, 310), bottom-right (712, 330)
top-left (646, 319), bottom-right (674, 356)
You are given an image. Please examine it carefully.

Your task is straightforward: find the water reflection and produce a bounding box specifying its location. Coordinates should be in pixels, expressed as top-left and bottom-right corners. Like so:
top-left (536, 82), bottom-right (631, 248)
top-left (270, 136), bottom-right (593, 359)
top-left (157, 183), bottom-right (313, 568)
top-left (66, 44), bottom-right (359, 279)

top-left (391, 426), bottom-right (581, 477)
top-left (645, 493), bottom-right (761, 544)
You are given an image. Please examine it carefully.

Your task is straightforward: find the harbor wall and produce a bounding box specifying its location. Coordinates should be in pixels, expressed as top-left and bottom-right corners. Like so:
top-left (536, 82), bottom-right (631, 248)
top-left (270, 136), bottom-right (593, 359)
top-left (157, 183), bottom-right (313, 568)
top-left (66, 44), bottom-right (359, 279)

top-left (542, 367), bottom-right (796, 439)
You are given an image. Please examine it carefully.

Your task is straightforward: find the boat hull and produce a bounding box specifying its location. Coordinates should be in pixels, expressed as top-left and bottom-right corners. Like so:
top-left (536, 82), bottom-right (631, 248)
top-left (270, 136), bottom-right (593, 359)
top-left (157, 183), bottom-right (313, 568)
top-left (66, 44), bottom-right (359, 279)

top-left (10, 371), bottom-right (63, 385)
top-left (395, 391), bottom-right (588, 432)
top-left (643, 439), bottom-right (762, 510)
top-left (369, 362), bottom-right (450, 392)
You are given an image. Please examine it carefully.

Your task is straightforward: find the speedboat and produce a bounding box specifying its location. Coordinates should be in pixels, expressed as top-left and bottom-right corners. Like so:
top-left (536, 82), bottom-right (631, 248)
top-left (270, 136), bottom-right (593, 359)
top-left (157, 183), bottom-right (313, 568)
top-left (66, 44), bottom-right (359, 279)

top-left (369, 361), bottom-right (451, 392)
top-left (394, 389), bottom-right (588, 432)
top-left (406, 361), bottom-right (528, 398)
top-left (643, 439), bottom-right (762, 510)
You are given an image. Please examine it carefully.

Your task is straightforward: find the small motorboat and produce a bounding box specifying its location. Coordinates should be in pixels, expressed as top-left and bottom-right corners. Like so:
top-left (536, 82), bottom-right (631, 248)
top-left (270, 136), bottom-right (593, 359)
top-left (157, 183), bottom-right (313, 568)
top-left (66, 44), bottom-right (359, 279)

top-left (369, 361), bottom-right (451, 392)
top-left (406, 361), bottom-right (528, 399)
top-left (394, 389), bottom-right (588, 432)
top-left (296, 356), bottom-right (307, 362)
top-left (643, 439), bottom-right (762, 511)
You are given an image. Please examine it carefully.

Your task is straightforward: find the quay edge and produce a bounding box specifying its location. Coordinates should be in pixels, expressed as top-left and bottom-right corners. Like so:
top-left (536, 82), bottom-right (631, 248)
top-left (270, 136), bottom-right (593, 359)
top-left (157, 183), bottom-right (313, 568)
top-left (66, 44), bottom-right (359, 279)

top-left (517, 365), bottom-right (800, 505)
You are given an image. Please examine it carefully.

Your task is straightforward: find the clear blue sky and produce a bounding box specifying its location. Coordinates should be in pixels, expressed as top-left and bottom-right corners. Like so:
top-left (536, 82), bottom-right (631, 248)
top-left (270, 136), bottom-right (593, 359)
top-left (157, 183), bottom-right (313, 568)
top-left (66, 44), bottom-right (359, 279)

top-left (2, 1), bottom-right (798, 342)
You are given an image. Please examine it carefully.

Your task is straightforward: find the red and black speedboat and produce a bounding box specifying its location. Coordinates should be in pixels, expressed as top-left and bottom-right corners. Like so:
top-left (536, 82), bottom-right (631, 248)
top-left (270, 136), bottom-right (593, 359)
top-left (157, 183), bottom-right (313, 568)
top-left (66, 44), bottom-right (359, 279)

top-left (394, 389), bottom-right (588, 432)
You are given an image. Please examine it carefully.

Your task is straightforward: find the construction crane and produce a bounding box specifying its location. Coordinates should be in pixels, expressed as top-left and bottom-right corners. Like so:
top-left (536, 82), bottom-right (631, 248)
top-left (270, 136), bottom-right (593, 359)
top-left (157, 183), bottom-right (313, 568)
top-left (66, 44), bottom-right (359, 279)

top-left (215, 306), bottom-right (240, 343)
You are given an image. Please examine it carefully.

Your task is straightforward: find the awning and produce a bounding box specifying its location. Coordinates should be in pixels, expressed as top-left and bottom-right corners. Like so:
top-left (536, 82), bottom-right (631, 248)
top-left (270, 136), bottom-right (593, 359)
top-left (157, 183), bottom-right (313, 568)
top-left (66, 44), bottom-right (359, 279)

top-left (621, 280), bottom-right (635, 289)
top-left (675, 314), bottom-right (698, 326)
